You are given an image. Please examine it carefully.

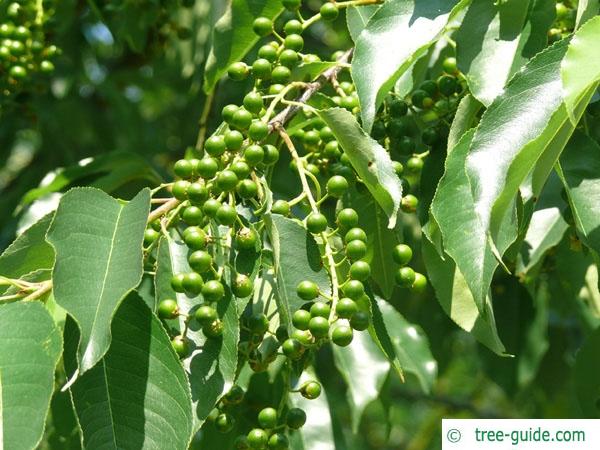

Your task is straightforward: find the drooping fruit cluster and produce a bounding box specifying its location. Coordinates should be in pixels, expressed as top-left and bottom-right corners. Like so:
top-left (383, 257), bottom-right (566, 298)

top-left (0, 0), bottom-right (59, 105)
top-left (548, 1), bottom-right (576, 43)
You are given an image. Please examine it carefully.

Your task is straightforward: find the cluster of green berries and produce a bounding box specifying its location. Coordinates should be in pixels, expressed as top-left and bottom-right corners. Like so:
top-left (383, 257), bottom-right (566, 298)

top-left (391, 244), bottom-right (427, 293)
top-left (548, 1), bottom-right (576, 43)
top-left (0, 0), bottom-right (59, 103)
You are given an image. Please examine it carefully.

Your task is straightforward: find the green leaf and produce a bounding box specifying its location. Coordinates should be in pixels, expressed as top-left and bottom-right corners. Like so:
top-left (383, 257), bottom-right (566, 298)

top-left (456, 0), bottom-right (554, 106)
top-left (561, 16), bottom-right (600, 123)
top-left (293, 61), bottom-right (337, 82)
top-left (574, 326), bottom-right (600, 417)
top-left (346, 5), bottom-right (380, 42)
top-left (65, 293), bottom-right (194, 449)
top-left (422, 236), bottom-right (507, 355)
top-left (447, 94), bottom-right (482, 152)
top-left (575, 0), bottom-right (599, 29)
top-left (345, 190), bottom-right (402, 299)
top-left (0, 301), bottom-right (62, 450)
top-left (318, 108), bottom-right (402, 228)
top-left (332, 330), bottom-right (390, 432)
top-left (203, 0), bottom-right (283, 92)
top-left (557, 132), bottom-right (600, 254)
top-left (376, 298), bottom-right (437, 392)
top-left (431, 130), bottom-right (517, 310)
top-left (155, 234), bottom-right (239, 429)
top-left (47, 187), bottom-right (151, 376)
top-left (0, 213), bottom-right (54, 280)
top-left (352, 0), bottom-right (468, 131)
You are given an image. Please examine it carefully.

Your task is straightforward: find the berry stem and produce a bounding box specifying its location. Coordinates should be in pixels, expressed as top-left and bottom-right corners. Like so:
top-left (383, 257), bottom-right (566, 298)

top-left (194, 89), bottom-right (216, 154)
top-left (148, 198), bottom-right (181, 224)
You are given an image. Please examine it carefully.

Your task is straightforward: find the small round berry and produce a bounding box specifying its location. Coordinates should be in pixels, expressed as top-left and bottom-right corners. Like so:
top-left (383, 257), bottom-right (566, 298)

top-left (306, 212), bottom-right (328, 234)
top-left (272, 200), bottom-right (290, 216)
top-left (189, 250), bottom-right (212, 273)
top-left (247, 429), bottom-right (268, 449)
top-left (202, 280), bottom-right (226, 302)
top-left (393, 161), bottom-right (404, 176)
top-left (144, 228), bottom-right (160, 246)
top-left (392, 244), bottom-right (413, 265)
top-left (342, 280), bottom-right (365, 300)
top-left (419, 80), bottom-right (438, 97)
top-left (297, 280), bottom-right (319, 300)
top-left (9, 65), bottom-right (27, 80)
top-left (336, 298), bottom-right (358, 319)
top-left (303, 130), bottom-right (320, 146)
top-left (236, 227), bottom-right (258, 250)
top-left (216, 170), bottom-right (239, 192)
top-left (232, 108), bottom-right (254, 130)
top-left (345, 240), bottom-right (367, 260)
top-left (421, 128), bottom-right (439, 146)
top-left (258, 407), bottom-right (278, 429)
top-left (411, 89), bottom-right (432, 109)
top-left (202, 199), bottom-right (221, 217)
top-left (183, 227), bottom-right (208, 250)
top-left (157, 299), bottom-right (179, 319)
top-left (284, 34), bottom-right (304, 51)
top-left (237, 179), bottom-right (259, 199)
top-left (231, 161), bottom-right (251, 178)
top-left (252, 58), bottom-right (272, 79)
top-left (188, 183), bottom-right (209, 204)
top-left (301, 381), bottom-right (321, 399)
top-left (195, 305), bottom-right (218, 325)
top-left (258, 44), bottom-right (278, 61)
top-left (282, 338), bottom-right (304, 359)
top-left (371, 120), bottom-right (387, 140)
top-left (310, 302), bottom-right (331, 318)
top-left (279, 49), bottom-right (299, 68)
top-left (275, 325), bottom-right (289, 343)
top-left (286, 408), bottom-right (306, 429)
top-left (401, 194), bottom-right (419, 213)
top-left (292, 329), bottom-right (313, 346)
top-left (350, 311), bottom-right (370, 331)
top-left (326, 175), bottom-right (349, 198)
top-left (225, 130), bottom-right (244, 150)
top-left (248, 120), bottom-right (269, 141)
top-left (263, 145), bottom-right (280, 165)
top-left (395, 266), bottom-right (416, 287)
top-left (244, 144), bottom-right (265, 166)
top-left (349, 260), bottom-right (371, 281)
top-left (344, 227), bottom-right (367, 243)
top-left (292, 309), bottom-right (311, 330)
top-left (442, 56), bottom-right (458, 74)
top-left (389, 99), bottom-right (409, 116)
top-left (309, 316), bottom-right (329, 338)
top-left (171, 274), bottom-right (186, 293)
top-left (271, 65), bottom-right (291, 84)
top-left (205, 135), bottom-right (226, 156)
top-left (182, 206), bottom-right (204, 225)
top-left (398, 136), bottom-right (416, 153)
top-left (268, 433), bottom-right (289, 449)
top-left (337, 208), bottom-right (359, 229)
top-left (411, 272), bottom-right (428, 293)
top-left (320, 2), bottom-right (339, 21)
top-left (171, 335), bottom-right (189, 358)
top-left (224, 385), bottom-right (245, 404)
top-left (324, 140), bottom-right (340, 158)
top-left (233, 274), bottom-right (254, 297)
top-left (197, 157), bottom-right (219, 179)
top-left (332, 325), bottom-right (353, 347)
top-left (340, 95), bottom-right (359, 111)
top-left (406, 157), bottom-right (424, 174)
top-left (174, 159), bottom-right (193, 178)
top-left (182, 272), bottom-right (204, 295)
top-left (438, 75), bottom-right (458, 96)
top-left (203, 319), bottom-right (224, 338)
top-left (243, 92), bottom-right (264, 114)
top-left (215, 412), bottom-right (235, 433)
top-left (269, 84), bottom-right (285, 95)
top-left (222, 104), bottom-right (239, 123)
top-left (252, 17), bottom-right (273, 36)
top-left (248, 312), bottom-right (269, 334)
top-left (228, 62), bottom-right (250, 81)
top-left (171, 179), bottom-right (189, 201)
top-left (216, 204), bottom-right (238, 225)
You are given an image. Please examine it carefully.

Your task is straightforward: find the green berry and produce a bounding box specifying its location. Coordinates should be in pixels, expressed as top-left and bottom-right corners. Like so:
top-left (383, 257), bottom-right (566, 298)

top-left (203, 199), bottom-right (221, 217)
top-left (244, 144), bottom-right (265, 166)
top-left (282, 338), bottom-right (304, 359)
top-left (272, 199), bottom-right (290, 216)
top-left (248, 312), bottom-right (270, 334)
top-left (188, 183), bottom-right (209, 204)
top-left (171, 335), bottom-right (189, 358)
top-left (279, 49), bottom-right (299, 68)
top-left (174, 159), bottom-right (193, 178)
top-left (411, 89), bottom-right (432, 109)
top-left (205, 135), bottom-right (226, 156)
top-left (224, 385), bottom-right (245, 404)
top-left (248, 120), bottom-right (269, 141)
top-left (438, 75), bottom-right (458, 96)
top-left (171, 274), bottom-right (186, 292)
top-left (231, 161), bottom-right (251, 178)
top-left (225, 130), bottom-right (244, 150)
top-left (419, 80), bottom-right (438, 97)
top-left (344, 227), bottom-right (367, 243)
top-left (303, 130), bottom-right (320, 146)
top-left (263, 144), bottom-right (280, 165)
top-left (258, 44), bottom-right (277, 62)
top-left (195, 305), bottom-right (218, 325)
top-left (144, 228), bottom-right (159, 246)
top-left (389, 99), bottom-right (409, 116)
top-left (320, 2), bottom-right (339, 21)
top-left (286, 408), bottom-right (306, 429)
top-left (233, 274), bottom-right (254, 297)
top-left (197, 157), bottom-right (219, 179)
top-left (222, 104), bottom-right (239, 123)
top-left (258, 407), bottom-right (278, 429)
top-left (228, 62), bottom-right (250, 81)
top-left (232, 108), bottom-right (254, 130)
top-left (252, 58), bottom-right (272, 79)
top-left (306, 212), bottom-right (328, 234)
top-left (202, 280), bottom-right (225, 302)
top-left (442, 57), bottom-right (458, 74)
top-left (204, 319), bottom-right (224, 338)
top-left (216, 170), bottom-right (239, 192)
top-left (349, 260), bottom-right (371, 281)
top-left (247, 429), bottom-right (268, 449)
top-left (407, 157), bottom-right (423, 174)
top-left (422, 128), bottom-right (439, 145)
top-left (301, 381), bottom-right (321, 399)
top-left (243, 92), bottom-right (264, 114)
top-left (393, 161), bottom-right (404, 176)
top-left (336, 298), bottom-right (358, 319)
top-left (411, 272), bottom-right (428, 293)
top-left (324, 140), bottom-right (340, 158)
top-left (398, 136), bottom-right (416, 153)
top-left (332, 325), bottom-right (353, 346)
top-left (326, 175), bottom-right (349, 198)
top-left (292, 309), bottom-right (311, 330)
top-left (392, 244), bottom-right (413, 265)
top-left (9, 65), bottom-right (26, 80)
top-left (297, 280), bottom-right (319, 300)
top-left (309, 316), bottom-right (329, 338)
top-left (189, 250), bottom-right (212, 273)
top-left (182, 206), bottom-right (204, 225)
top-left (310, 302), bottom-right (331, 318)
top-left (183, 228), bottom-right (208, 250)
top-left (346, 240), bottom-right (367, 260)
top-left (284, 34), bottom-right (304, 51)
top-left (268, 433), bottom-right (289, 449)
top-left (342, 280), bottom-right (365, 300)
top-left (253, 17), bottom-right (273, 36)
top-left (284, 19), bottom-right (303, 35)
top-left (157, 299), bottom-right (179, 319)
top-left (237, 179), bottom-right (259, 199)
top-left (236, 227), bottom-right (258, 250)
top-left (401, 194), bottom-right (419, 213)
top-left (182, 272), bottom-right (204, 295)
top-left (350, 311), bottom-right (370, 331)
top-left (337, 208), bottom-right (359, 229)
top-left (215, 413), bottom-right (235, 433)
top-left (271, 65), bottom-right (291, 84)
top-left (395, 266), bottom-right (416, 287)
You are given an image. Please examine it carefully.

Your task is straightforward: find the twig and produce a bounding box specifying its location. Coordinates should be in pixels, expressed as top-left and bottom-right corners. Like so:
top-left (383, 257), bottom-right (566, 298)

top-left (148, 198), bottom-right (181, 224)
top-left (195, 89), bottom-right (216, 152)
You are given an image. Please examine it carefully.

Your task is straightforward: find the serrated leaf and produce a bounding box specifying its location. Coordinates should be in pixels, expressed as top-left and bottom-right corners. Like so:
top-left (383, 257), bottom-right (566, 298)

top-left (332, 330), bottom-right (390, 433)
top-left (376, 298), bottom-right (437, 392)
top-left (352, 0), bottom-right (468, 131)
top-left (422, 236), bottom-right (507, 355)
top-left (65, 293), bottom-right (194, 449)
top-left (574, 326), bottom-right (600, 417)
top-left (47, 187), bottom-right (151, 376)
top-left (557, 132), bottom-right (600, 254)
top-left (561, 16), bottom-right (600, 123)
top-left (318, 108), bottom-right (402, 228)
top-left (155, 234), bottom-right (239, 430)
top-left (345, 190), bottom-right (402, 299)
top-left (346, 5), bottom-right (379, 42)
top-left (0, 301), bottom-right (62, 450)
top-left (456, 0), bottom-right (554, 106)
top-left (203, 0), bottom-right (283, 92)
top-left (0, 213), bottom-right (54, 280)
top-left (575, 0), bottom-right (599, 29)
